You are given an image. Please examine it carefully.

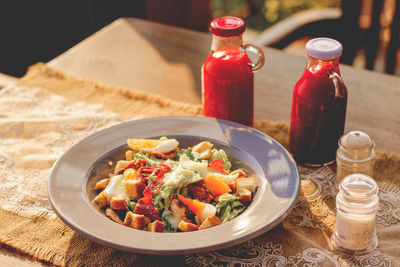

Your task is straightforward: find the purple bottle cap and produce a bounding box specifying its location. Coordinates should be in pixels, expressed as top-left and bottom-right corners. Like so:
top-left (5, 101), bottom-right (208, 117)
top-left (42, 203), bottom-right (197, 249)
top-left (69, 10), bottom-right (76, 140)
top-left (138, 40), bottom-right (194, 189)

top-left (305, 38), bottom-right (343, 60)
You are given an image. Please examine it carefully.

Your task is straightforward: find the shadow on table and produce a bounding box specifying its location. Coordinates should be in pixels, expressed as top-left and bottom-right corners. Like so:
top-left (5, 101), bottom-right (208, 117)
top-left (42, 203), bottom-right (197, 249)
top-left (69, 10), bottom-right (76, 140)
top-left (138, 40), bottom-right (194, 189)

top-left (125, 20), bottom-right (210, 101)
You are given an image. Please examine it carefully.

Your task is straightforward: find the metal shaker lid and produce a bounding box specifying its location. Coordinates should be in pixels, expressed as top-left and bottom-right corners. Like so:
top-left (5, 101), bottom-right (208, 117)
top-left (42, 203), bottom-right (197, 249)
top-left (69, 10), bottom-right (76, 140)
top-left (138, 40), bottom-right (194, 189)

top-left (338, 131), bottom-right (375, 161)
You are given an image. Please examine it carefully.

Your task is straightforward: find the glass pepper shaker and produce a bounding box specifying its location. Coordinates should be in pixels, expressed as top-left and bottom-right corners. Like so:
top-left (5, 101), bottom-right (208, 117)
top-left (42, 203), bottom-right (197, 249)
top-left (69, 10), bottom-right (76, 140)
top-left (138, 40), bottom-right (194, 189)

top-left (289, 38), bottom-right (348, 166)
top-left (336, 131), bottom-right (376, 185)
top-left (331, 174), bottom-right (379, 255)
top-left (202, 16), bottom-right (265, 126)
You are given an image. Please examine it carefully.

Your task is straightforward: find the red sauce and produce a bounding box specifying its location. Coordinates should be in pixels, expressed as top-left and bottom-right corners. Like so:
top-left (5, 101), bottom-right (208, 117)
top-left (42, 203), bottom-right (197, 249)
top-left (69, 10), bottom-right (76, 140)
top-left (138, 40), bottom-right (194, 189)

top-left (289, 60), bottom-right (347, 165)
top-left (202, 49), bottom-right (254, 126)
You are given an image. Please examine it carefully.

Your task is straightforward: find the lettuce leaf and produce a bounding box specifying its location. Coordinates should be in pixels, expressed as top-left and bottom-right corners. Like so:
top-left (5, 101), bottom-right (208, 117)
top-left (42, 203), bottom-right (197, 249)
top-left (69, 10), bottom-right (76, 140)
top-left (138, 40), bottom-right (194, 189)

top-left (162, 210), bottom-right (178, 232)
top-left (216, 193), bottom-right (245, 223)
top-left (133, 151), bottom-right (160, 167)
top-left (176, 148), bottom-right (197, 162)
top-left (125, 198), bottom-right (137, 211)
top-left (153, 185), bottom-right (175, 211)
top-left (163, 165), bottom-right (202, 188)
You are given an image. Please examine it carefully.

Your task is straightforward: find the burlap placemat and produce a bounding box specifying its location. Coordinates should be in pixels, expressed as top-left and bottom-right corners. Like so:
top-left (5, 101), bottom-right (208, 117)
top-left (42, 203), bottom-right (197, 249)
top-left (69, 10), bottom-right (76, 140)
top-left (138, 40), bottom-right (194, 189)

top-left (0, 63), bottom-right (398, 266)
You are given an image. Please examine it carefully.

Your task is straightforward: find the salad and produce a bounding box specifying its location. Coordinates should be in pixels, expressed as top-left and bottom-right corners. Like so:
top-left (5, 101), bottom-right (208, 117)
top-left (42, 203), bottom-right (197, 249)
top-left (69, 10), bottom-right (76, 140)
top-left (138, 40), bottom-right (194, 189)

top-left (94, 137), bottom-right (258, 232)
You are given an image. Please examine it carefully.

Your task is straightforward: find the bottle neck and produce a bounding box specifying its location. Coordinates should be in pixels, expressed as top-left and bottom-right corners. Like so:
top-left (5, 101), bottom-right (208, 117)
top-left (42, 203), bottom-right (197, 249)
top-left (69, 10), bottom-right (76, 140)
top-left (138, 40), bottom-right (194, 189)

top-left (306, 56), bottom-right (340, 75)
top-left (211, 35), bottom-right (243, 54)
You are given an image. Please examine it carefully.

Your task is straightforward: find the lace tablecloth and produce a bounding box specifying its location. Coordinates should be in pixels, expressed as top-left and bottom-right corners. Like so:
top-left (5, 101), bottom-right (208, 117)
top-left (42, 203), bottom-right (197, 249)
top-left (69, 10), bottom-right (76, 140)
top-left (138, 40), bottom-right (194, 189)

top-left (0, 63), bottom-right (399, 266)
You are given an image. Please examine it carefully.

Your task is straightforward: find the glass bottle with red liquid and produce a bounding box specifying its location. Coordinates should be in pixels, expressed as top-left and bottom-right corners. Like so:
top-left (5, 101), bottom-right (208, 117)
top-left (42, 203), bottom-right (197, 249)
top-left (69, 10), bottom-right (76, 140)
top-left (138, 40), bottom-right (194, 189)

top-left (202, 16), bottom-right (265, 126)
top-left (289, 38), bottom-right (348, 166)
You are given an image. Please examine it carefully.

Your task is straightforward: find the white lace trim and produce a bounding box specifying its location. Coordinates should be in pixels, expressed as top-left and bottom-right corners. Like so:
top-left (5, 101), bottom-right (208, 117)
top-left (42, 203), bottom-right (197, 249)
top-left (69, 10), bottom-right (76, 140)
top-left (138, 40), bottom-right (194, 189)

top-left (186, 240), bottom-right (393, 266)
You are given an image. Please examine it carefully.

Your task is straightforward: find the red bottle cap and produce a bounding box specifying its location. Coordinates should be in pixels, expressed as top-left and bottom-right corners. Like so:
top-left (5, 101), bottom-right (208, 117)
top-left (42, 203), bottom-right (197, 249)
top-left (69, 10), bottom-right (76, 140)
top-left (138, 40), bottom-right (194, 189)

top-left (210, 16), bottom-right (245, 37)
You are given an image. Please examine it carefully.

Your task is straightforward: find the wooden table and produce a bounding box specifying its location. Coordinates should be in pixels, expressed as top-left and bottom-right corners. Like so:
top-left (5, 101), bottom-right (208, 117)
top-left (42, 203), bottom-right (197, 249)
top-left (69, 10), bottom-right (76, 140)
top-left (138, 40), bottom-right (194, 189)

top-left (49, 18), bottom-right (400, 153)
top-left (2, 17), bottom-right (400, 266)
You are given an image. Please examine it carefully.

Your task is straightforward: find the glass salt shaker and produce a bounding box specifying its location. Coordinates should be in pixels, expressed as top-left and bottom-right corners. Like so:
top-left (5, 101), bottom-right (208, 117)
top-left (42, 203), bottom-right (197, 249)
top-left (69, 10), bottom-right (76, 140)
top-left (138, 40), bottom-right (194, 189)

top-left (336, 131), bottom-right (376, 185)
top-left (331, 174), bottom-right (379, 255)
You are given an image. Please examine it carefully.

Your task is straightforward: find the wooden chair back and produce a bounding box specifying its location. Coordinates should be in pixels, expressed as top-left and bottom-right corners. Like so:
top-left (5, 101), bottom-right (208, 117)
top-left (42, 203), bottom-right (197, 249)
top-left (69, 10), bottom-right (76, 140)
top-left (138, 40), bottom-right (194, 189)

top-left (255, 0), bottom-right (399, 74)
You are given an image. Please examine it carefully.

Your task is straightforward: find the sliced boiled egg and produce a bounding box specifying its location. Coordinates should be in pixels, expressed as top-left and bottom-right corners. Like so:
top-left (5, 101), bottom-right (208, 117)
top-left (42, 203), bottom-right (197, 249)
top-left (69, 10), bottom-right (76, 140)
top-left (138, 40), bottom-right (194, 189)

top-left (104, 174), bottom-right (126, 202)
top-left (127, 138), bottom-right (179, 153)
top-left (199, 204), bottom-right (217, 224)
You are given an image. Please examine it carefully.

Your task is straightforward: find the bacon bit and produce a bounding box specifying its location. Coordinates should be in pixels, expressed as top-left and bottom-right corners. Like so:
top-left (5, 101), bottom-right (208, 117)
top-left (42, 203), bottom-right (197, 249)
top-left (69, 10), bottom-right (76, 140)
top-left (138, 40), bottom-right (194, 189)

top-left (137, 166), bottom-right (156, 182)
top-left (228, 183), bottom-right (236, 192)
top-left (158, 163), bottom-right (171, 173)
top-left (143, 173), bottom-right (163, 198)
top-left (187, 182), bottom-right (214, 203)
top-left (143, 164), bottom-right (169, 197)
top-left (209, 160), bottom-right (228, 174)
top-left (150, 149), bottom-right (178, 159)
top-left (133, 196), bottom-right (160, 221)
top-left (133, 163), bottom-right (170, 220)
top-left (116, 159), bottom-right (147, 175)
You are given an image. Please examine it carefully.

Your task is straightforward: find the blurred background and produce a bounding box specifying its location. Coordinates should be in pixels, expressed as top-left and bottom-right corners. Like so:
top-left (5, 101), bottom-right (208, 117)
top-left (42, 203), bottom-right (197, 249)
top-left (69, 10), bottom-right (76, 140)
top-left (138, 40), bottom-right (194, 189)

top-left (0, 0), bottom-right (398, 79)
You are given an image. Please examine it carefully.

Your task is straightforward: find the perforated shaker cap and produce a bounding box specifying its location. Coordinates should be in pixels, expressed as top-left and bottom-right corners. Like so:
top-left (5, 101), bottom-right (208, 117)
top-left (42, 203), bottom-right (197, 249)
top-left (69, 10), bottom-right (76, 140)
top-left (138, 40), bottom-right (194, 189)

top-left (338, 131), bottom-right (375, 160)
top-left (305, 38), bottom-right (343, 60)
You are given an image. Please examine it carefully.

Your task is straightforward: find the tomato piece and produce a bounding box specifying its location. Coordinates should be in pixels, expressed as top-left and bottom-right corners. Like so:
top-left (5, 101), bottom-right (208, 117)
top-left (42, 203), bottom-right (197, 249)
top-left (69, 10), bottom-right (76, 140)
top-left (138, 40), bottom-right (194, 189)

top-left (209, 159), bottom-right (228, 174)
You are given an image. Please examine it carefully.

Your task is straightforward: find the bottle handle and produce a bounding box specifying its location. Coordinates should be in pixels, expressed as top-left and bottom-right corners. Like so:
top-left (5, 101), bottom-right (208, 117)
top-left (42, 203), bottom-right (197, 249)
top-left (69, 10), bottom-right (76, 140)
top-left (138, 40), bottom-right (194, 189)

top-left (243, 44), bottom-right (265, 72)
top-left (328, 70), bottom-right (344, 99)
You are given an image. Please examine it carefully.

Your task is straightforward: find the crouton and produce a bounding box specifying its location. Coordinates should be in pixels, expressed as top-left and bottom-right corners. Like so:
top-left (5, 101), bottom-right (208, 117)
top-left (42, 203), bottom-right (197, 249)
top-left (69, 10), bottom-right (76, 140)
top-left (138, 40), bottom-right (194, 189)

top-left (125, 150), bottom-right (134, 161)
top-left (94, 190), bottom-right (108, 208)
top-left (123, 212), bottom-right (151, 229)
top-left (237, 188), bottom-right (252, 204)
top-left (110, 196), bottom-right (128, 210)
top-left (123, 168), bottom-right (138, 180)
top-left (235, 176), bottom-right (257, 204)
top-left (124, 212), bottom-right (148, 230)
top-left (198, 216), bottom-right (222, 230)
top-left (178, 221), bottom-right (199, 232)
top-left (192, 141), bottom-right (213, 160)
top-left (125, 179), bottom-right (145, 199)
top-left (146, 220), bottom-right (164, 232)
top-left (235, 177), bottom-right (258, 193)
top-left (95, 178), bottom-right (110, 190)
top-left (105, 208), bottom-right (123, 224)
